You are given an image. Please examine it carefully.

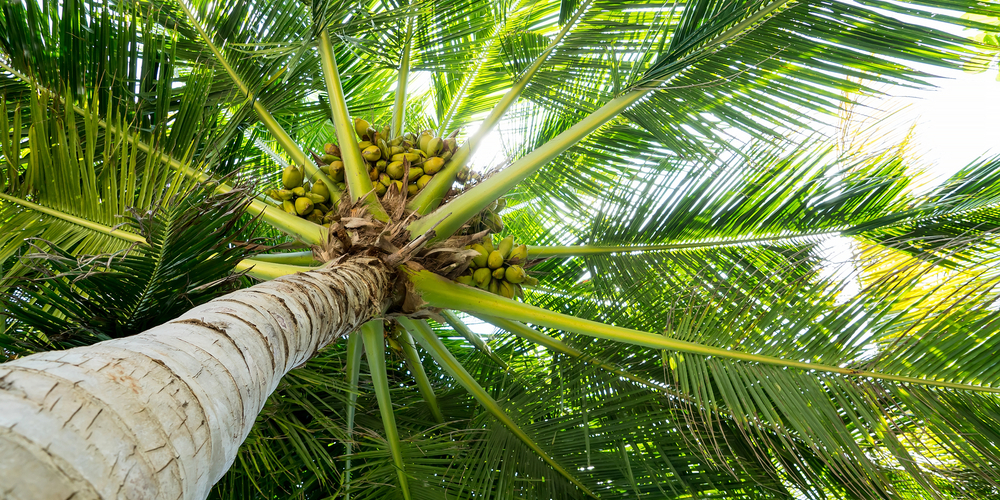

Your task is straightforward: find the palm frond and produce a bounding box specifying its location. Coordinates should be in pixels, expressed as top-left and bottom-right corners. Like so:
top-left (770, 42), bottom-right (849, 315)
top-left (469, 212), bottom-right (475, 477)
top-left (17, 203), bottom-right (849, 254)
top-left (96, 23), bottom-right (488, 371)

top-left (2, 182), bottom-right (253, 354)
top-left (0, 91), bottom-right (188, 285)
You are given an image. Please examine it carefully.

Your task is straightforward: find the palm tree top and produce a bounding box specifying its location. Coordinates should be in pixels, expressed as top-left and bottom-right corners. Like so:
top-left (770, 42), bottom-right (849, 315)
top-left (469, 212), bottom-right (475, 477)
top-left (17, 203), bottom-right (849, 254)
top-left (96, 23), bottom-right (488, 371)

top-left (4, 0), bottom-right (1000, 498)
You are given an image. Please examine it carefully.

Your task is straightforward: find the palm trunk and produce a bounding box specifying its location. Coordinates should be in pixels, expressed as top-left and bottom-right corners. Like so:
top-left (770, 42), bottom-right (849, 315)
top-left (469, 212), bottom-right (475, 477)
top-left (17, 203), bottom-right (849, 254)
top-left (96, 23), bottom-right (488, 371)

top-left (0, 257), bottom-right (393, 500)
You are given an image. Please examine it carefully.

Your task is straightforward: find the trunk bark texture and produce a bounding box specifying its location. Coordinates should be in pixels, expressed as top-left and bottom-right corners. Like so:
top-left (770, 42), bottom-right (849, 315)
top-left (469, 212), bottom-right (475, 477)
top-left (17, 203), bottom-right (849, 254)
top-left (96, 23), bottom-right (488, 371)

top-left (0, 257), bottom-right (393, 500)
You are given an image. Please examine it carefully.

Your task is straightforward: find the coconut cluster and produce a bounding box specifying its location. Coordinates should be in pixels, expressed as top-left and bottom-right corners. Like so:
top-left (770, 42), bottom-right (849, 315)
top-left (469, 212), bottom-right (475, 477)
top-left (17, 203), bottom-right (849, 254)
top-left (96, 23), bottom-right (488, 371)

top-left (265, 165), bottom-right (337, 226)
top-left (316, 119), bottom-right (470, 200)
top-left (467, 197), bottom-right (506, 234)
top-left (264, 119), bottom-right (486, 226)
top-left (456, 235), bottom-right (538, 299)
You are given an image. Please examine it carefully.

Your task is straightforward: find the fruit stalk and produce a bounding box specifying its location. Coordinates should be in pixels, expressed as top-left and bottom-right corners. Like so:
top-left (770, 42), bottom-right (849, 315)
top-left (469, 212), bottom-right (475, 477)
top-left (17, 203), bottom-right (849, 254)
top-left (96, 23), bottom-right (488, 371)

top-left (407, 91), bottom-right (642, 242)
top-left (318, 29), bottom-right (389, 222)
top-left (391, 18), bottom-right (414, 138)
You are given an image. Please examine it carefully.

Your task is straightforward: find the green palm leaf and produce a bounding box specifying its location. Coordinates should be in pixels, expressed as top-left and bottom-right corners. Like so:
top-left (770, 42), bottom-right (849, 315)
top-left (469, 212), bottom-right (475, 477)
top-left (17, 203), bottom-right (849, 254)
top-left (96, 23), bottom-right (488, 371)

top-left (6, 0), bottom-right (1000, 498)
top-left (2, 183), bottom-right (252, 355)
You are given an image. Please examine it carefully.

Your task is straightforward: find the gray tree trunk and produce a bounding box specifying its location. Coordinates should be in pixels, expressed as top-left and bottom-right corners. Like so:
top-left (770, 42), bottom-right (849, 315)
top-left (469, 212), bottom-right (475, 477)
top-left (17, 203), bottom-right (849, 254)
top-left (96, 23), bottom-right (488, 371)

top-left (0, 257), bottom-right (393, 499)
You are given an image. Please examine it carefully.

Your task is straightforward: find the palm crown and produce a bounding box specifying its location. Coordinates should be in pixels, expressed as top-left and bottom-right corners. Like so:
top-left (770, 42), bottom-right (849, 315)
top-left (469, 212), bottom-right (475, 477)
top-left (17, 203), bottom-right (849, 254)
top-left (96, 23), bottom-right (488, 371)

top-left (3, 0), bottom-right (1000, 498)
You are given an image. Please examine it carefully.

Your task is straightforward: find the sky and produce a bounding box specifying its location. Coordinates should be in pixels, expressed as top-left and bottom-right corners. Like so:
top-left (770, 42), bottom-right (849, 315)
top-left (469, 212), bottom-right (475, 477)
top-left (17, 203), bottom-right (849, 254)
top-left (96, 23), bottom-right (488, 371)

top-left (897, 67), bottom-right (1000, 183)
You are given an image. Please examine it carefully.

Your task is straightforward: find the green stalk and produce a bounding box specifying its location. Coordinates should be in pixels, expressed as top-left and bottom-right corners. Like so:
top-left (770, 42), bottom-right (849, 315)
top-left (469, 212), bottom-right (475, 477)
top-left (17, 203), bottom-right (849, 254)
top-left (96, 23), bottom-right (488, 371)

top-left (408, 92), bottom-right (641, 240)
top-left (406, 0), bottom-right (594, 215)
top-left (478, 315), bottom-right (686, 399)
top-left (399, 318), bottom-right (597, 497)
top-left (0, 192), bottom-right (148, 246)
top-left (318, 30), bottom-right (389, 222)
top-left (250, 250), bottom-right (318, 266)
top-left (408, 0), bottom-right (795, 239)
top-left (252, 106), bottom-right (314, 174)
top-left (407, 269), bottom-right (1000, 394)
top-left (135, 132), bottom-right (325, 242)
top-left (396, 328), bottom-right (444, 424)
top-left (441, 310), bottom-right (509, 370)
top-left (360, 321), bottom-right (412, 500)
top-left (344, 332), bottom-right (364, 500)
top-left (255, 208), bottom-right (327, 246)
top-left (132, 132), bottom-right (325, 242)
top-left (526, 232), bottom-right (841, 258)
top-left (234, 259), bottom-right (320, 280)
top-left (391, 19), bottom-right (413, 138)
top-left (175, 0), bottom-right (335, 188)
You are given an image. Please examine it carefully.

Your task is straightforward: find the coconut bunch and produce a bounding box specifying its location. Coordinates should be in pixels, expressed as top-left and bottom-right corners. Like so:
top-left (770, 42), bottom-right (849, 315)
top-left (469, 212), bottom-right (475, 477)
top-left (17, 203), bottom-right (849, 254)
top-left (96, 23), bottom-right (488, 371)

top-left (466, 197), bottom-right (506, 234)
top-left (316, 119), bottom-right (462, 200)
top-left (264, 165), bottom-right (338, 226)
top-left (264, 119), bottom-right (475, 225)
top-left (456, 235), bottom-right (538, 299)
top-left (455, 164), bottom-right (476, 185)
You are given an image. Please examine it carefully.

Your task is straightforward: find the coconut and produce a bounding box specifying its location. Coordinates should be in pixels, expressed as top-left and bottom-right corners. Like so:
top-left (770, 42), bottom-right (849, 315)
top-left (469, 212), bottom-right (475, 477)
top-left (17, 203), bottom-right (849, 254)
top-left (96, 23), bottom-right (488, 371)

top-left (281, 165), bottom-right (303, 189)
top-left (295, 197), bottom-right (314, 216)
top-left (422, 157), bottom-right (445, 175)
top-left (354, 118), bottom-right (371, 139)
top-left (362, 145), bottom-right (382, 162)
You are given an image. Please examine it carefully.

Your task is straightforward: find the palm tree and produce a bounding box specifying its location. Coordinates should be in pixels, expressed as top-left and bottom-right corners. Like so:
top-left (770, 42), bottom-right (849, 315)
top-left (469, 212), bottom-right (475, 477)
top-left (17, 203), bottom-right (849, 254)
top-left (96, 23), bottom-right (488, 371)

top-left (3, 0), bottom-right (1000, 497)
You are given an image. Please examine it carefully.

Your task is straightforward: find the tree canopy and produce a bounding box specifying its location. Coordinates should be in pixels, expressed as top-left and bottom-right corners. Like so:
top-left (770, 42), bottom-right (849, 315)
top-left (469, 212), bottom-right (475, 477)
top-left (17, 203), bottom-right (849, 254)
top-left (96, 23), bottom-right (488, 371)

top-left (4, 0), bottom-right (1000, 498)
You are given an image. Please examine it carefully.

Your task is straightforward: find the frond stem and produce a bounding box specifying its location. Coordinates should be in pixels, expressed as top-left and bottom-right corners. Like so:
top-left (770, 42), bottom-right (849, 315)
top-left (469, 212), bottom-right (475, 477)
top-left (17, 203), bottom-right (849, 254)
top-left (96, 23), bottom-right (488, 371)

top-left (250, 250), bottom-right (318, 266)
top-left (527, 231), bottom-right (840, 258)
top-left (318, 29), bottom-right (389, 221)
top-left (126, 132), bottom-right (326, 244)
top-left (408, 269), bottom-right (1000, 394)
top-left (0, 192), bottom-right (148, 246)
top-left (173, 3), bottom-right (270, 140)
top-left (478, 315), bottom-right (688, 400)
top-left (408, 0), bottom-right (594, 215)
top-left (408, 91), bottom-right (641, 241)
top-left (343, 332), bottom-right (364, 500)
top-left (175, 0), bottom-right (337, 194)
top-left (361, 320), bottom-right (412, 500)
top-left (391, 19), bottom-right (413, 138)
top-left (396, 328), bottom-right (445, 424)
top-left (234, 259), bottom-right (320, 280)
top-left (441, 310), bottom-right (509, 370)
top-left (399, 317), bottom-right (597, 497)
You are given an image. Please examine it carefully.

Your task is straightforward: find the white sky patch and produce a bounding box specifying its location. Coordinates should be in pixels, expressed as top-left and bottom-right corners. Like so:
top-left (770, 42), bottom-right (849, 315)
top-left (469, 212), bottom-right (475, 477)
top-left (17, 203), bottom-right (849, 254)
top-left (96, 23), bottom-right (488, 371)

top-left (817, 65), bottom-right (999, 289)
top-left (452, 312), bottom-right (500, 338)
top-left (411, 68), bottom-right (508, 170)
top-left (895, 67), bottom-right (1000, 186)
top-left (817, 236), bottom-right (861, 305)
top-left (869, 7), bottom-right (1000, 187)
top-left (467, 121), bottom-right (509, 169)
